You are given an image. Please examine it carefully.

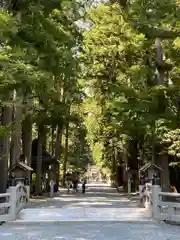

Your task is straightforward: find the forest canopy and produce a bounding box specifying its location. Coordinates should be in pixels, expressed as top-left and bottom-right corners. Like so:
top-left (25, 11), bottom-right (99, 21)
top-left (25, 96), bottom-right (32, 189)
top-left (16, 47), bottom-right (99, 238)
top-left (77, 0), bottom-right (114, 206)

top-left (0, 0), bottom-right (180, 193)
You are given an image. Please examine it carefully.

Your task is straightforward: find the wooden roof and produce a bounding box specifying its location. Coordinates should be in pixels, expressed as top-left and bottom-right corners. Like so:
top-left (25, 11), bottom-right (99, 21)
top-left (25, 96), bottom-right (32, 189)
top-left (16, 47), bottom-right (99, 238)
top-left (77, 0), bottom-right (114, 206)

top-left (139, 162), bottom-right (162, 172)
top-left (10, 161), bottom-right (33, 172)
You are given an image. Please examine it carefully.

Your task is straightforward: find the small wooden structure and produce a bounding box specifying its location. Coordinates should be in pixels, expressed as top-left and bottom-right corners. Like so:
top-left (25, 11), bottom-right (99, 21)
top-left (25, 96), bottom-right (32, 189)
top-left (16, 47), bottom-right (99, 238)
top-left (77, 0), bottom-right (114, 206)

top-left (139, 162), bottom-right (162, 180)
top-left (9, 161), bottom-right (33, 184)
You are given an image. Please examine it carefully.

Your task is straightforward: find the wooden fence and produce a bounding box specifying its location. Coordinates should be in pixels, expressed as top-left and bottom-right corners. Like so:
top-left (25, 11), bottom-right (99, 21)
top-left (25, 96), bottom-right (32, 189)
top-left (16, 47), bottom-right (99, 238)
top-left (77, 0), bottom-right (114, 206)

top-left (0, 183), bottom-right (29, 222)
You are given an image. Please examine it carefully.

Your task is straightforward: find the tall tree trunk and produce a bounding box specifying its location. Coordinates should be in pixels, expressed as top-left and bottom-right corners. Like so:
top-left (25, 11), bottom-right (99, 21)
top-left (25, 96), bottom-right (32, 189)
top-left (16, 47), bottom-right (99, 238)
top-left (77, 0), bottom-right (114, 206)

top-left (62, 122), bottom-right (69, 186)
top-left (122, 145), bottom-right (128, 189)
top-left (128, 137), bottom-right (138, 192)
top-left (115, 149), bottom-right (123, 186)
top-left (159, 154), bottom-right (170, 191)
top-left (21, 94), bottom-right (33, 166)
top-left (35, 128), bottom-right (43, 195)
top-left (156, 38), bottom-right (165, 84)
top-left (151, 121), bottom-right (156, 164)
top-left (155, 38), bottom-right (170, 191)
top-left (112, 139), bottom-right (116, 174)
top-left (22, 115), bottom-right (32, 181)
top-left (54, 126), bottom-right (63, 188)
top-left (36, 123), bottom-right (47, 195)
top-left (0, 106), bottom-right (12, 193)
top-left (50, 127), bottom-right (55, 155)
top-left (111, 138), bottom-right (117, 186)
top-left (10, 90), bottom-right (22, 168)
top-left (55, 126), bottom-right (63, 160)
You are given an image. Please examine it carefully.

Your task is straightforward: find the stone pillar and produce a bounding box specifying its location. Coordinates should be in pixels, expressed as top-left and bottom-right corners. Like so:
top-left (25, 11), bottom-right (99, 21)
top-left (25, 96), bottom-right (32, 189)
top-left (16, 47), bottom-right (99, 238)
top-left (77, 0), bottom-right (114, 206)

top-left (152, 184), bottom-right (161, 220)
top-left (25, 185), bottom-right (30, 200)
top-left (128, 178), bottom-right (131, 194)
top-left (7, 186), bottom-right (17, 220)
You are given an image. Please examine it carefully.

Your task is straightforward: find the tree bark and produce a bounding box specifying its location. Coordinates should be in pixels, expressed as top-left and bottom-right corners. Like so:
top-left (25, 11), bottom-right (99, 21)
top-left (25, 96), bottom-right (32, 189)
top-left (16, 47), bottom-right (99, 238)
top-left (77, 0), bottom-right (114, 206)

top-left (22, 115), bottom-right (32, 165)
top-left (127, 137), bottom-right (138, 192)
top-left (112, 139), bottom-right (116, 174)
top-left (151, 121), bottom-right (156, 164)
top-left (160, 154), bottom-right (170, 191)
top-left (155, 38), bottom-right (170, 190)
top-left (22, 114), bottom-right (32, 184)
top-left (54, 126), bottom-right (63, 187)
top-left (50, 127), bottom-right (55, 156)
top-left (0, 106), bottom-right (12, 193)
top-left (55, 126), bottom-right (63, 160)
top-left (10, 90), bottom-right (22, 168)
top-left (62, 122), bottom-right (69, 186)
top-left (122, 145), bottom-right (128, 189)
top-left (155, 38), bottom-right (166, 84)
top-left (35, 129), bottom-right (43, 195)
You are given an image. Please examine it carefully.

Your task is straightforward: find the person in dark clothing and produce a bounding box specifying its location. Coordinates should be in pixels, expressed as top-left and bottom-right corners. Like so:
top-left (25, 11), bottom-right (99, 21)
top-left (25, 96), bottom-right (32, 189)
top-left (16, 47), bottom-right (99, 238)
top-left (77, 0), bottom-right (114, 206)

top-left (53, 183), bottom-right (58, 193)
top-left (73, 180), bottom-right (78, 192)
top-left (82, 179), bottom-right (87, 194)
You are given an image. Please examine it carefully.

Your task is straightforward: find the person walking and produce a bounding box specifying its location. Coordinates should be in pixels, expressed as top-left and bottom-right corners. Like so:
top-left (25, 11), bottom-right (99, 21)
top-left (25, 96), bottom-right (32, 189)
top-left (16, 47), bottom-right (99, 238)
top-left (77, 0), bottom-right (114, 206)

top-left (65, 172), bottom-right (72, 194)
top-left (73, 179), bottom-right (78, 192)
top-left (82, 179), bottom-right (87, 194)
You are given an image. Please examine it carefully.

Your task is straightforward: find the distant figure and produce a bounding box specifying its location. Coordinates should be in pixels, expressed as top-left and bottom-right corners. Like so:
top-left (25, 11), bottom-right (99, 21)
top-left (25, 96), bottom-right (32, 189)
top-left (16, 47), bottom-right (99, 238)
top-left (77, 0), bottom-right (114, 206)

top-left (65, 172), bottom-right (72, 194)
top-left (54, 182), bottom-right (58, 193)
top-left (66, 180), bottom-right (71, 194)
top-left (73, 180), bottom-right (78, 192)
top-left (82, 179), bottom-right (87, 194)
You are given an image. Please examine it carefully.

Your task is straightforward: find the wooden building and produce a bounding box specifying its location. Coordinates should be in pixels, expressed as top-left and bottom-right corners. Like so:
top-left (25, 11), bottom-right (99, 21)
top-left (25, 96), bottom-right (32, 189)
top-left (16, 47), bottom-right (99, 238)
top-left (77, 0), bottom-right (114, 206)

top-left (9, 161), bottom-right (33, 185)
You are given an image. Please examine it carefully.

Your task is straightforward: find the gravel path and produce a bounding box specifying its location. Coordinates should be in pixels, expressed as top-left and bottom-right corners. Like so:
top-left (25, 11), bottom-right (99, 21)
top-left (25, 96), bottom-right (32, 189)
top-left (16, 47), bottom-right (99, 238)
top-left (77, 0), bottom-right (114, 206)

top-left (1, 222), bottom-right (180, 240)
top-left (0, 184), bottom-right (179, 240)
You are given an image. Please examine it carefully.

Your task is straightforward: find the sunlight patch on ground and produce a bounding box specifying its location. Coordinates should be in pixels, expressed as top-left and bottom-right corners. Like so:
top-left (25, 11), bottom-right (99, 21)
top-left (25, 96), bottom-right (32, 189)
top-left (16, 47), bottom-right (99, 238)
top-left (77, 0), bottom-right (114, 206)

top-left (53, 196), bottom-right (127, 202)
top-left (67, 201), bottom-right (113, 206)
top-left (15, 207), bottom-right (151, 223)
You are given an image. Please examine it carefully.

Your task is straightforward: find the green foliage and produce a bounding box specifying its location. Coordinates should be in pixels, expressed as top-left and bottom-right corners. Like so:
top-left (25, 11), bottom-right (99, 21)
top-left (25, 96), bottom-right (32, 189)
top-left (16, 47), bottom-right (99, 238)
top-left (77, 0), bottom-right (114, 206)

top-left (0, 125), bottom-right (12, 138)
top-left (82, 1), bottom-right (180, 175)
top-left (0, 0), bottom-right (93, 176)
top-left (1, 0), bottom-right (180, 182)
top-left (163, 129), bottom-right (180, 157)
